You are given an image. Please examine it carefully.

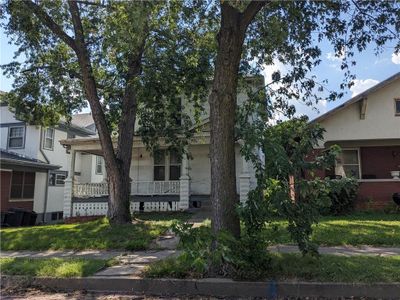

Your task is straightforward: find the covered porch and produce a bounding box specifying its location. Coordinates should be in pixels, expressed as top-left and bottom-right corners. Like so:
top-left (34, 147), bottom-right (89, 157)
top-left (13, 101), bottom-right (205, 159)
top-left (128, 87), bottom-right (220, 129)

top-left (325, 139), bottom-right (400, 209)
top-left (61, 134), bottom-right (253, 217)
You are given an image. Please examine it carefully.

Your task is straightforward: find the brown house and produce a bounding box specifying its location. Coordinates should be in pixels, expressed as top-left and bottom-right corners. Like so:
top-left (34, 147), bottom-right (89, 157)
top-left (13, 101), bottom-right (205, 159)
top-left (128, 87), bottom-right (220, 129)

top-left (0, 149), bottom-right (59, 218)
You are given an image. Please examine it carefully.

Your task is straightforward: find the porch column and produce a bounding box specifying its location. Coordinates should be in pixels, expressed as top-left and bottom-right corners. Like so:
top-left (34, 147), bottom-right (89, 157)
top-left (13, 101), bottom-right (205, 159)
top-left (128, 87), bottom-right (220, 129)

top-left (63, 149), bottom-right (76, 218)
top-left (179, 151), bottom-right (190, 210)
top-left (239, 156), bottom-right (251, 204)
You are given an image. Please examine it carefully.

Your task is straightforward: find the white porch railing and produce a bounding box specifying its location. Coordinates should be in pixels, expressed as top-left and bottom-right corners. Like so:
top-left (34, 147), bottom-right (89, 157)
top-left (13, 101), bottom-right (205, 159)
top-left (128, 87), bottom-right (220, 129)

top-left (73, 181), bottom-right (180, 198)
top-left (131, 181), bottom-right (180, 195)
top-left (73, 182), bottom-right (108, 198)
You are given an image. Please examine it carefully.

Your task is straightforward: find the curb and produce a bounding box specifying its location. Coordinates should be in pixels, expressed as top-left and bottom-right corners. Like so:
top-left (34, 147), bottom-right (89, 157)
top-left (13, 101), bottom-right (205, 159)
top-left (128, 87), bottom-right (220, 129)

top-left (2, 276), bottom-right (400, 298)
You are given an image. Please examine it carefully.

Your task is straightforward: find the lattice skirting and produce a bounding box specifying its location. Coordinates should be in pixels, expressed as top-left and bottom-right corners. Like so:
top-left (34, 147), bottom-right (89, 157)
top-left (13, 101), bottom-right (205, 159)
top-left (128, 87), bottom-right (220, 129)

top-left (72, 201), bottom-right (179, 216)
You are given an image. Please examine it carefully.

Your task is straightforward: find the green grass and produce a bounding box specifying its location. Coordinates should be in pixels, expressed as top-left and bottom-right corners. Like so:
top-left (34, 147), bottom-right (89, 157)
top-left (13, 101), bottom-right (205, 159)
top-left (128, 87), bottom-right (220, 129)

top-left (264, 213), bottom-right (400, 246)
top-left (146, 253), bottom-right (400, 283)
top-left (0, 257), bottom-right (110, 277)
top-left (0, 212), bottom-right (189, 251)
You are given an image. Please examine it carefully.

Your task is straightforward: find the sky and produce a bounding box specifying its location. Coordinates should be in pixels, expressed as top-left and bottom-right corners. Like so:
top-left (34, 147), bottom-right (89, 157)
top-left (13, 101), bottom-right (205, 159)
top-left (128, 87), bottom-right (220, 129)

top-left (1, 25), bottom-right (399, 120)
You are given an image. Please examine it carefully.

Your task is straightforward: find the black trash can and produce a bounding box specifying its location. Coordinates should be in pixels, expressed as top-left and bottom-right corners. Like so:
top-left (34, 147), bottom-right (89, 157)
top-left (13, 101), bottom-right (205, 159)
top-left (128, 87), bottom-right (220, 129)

top-left (393, 193), bottom-right (400, 206)
top-left (29, 211), bottom-right (37, 226)
top-left (8, 208), bottom-right (33, 226)
top-left (4, 211), bottom-right (23, 227)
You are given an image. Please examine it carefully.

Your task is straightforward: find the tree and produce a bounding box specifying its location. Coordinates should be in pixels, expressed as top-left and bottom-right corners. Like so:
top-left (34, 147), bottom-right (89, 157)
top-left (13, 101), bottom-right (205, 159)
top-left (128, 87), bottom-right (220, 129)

top-left (208, 0), bottom-right (399, 238)
top-left (1, 0), bottom-right (212, 224)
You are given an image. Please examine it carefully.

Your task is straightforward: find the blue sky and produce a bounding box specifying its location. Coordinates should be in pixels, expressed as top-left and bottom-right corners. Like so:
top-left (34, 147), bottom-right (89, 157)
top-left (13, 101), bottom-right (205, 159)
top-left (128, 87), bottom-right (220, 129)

top-left (1, 26), bottom-right (399, 119)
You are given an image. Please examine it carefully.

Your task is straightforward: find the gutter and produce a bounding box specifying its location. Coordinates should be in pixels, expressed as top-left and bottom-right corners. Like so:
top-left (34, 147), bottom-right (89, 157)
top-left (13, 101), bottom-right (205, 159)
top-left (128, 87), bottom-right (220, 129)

top-left (39, 127), bottom-right (50, 223)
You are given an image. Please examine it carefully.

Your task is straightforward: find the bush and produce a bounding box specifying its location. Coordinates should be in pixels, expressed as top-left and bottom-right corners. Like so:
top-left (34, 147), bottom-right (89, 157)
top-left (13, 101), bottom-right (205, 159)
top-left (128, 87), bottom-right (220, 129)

top-left (168, 221), bottom-right (272, 280)
top-left (323, 178), bottom-right (358, 215)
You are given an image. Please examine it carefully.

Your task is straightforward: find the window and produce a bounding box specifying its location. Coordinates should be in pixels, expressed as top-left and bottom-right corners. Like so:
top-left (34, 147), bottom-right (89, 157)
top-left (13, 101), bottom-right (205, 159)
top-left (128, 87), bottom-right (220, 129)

top-left (153, 150), bottom-right (181, 181)
top-left (153, 150), bottom-right (166, 181)
top-left (10, 171), bottom-right (35, 199)
top-left (51, 212), bottom-right (63, 221)
top-left (8, 126), bottom-right (25, 149)
top-left (49, 171), bottom-right (67, 186)
top-left (95, 156), bottom-right (103, 174)
top-left (169, 150), bottom-right (181, 180)
top-left (395, 99), bottom-right (400, 116)
top-left (43, 128), bottom-right (55, 150)
top-left (337, 149), bottom-right (360, 179)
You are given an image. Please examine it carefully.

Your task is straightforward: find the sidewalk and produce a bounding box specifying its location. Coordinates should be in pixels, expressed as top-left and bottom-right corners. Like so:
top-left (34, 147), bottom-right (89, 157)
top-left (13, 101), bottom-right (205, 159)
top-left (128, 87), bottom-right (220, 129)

top-left (268, 245), bottom-right (400, 256)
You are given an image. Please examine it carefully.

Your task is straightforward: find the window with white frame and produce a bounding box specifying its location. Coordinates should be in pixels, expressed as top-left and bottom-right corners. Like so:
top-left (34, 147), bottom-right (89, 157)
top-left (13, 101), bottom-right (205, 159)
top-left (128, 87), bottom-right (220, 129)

top-left (153, 150), bottom-right (166, 181)
top-left (169, 150), bottom-right (181, 180)
top-left (336, 149), bottom-right (360, 179)
top-left (8, 126), bottom-right (25, 149)
top-left (43, 128), bottom-right (55, 150)
top-left (10, 171), bottom-right (35, 199)
top-left (153, 150), bottom-right (181, 181)
top-left (395, 99), bottom-right (400, 116)
top-left (95, 156), bottom-right (103, 174)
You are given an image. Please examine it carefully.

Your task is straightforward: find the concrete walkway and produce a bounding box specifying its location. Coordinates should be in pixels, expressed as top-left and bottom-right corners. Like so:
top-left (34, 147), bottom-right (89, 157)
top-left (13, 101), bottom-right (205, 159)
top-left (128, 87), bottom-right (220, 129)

top-left (2, 245), bottom-right (400, 277)
top-left (268, 245), bottom-right (400, 257)
top-left (2, 245), bottom-right (400, 260)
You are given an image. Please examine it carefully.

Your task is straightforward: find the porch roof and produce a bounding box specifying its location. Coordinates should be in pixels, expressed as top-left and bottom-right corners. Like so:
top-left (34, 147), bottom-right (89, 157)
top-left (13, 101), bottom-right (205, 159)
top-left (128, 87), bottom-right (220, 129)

top-left (0, 149), bottom-right (61, 172)
top-left (59, 132), bottom-right (211, 154)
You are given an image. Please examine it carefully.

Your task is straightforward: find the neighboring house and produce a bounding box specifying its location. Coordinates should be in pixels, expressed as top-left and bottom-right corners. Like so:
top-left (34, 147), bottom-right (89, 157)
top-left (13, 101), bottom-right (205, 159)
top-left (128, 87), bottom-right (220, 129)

top-left (0, 103), bottom-right (103, 222)
top-left (60, 77), bottom-right (264, 217)
top-left (312, 72), bottom-right (400, 209)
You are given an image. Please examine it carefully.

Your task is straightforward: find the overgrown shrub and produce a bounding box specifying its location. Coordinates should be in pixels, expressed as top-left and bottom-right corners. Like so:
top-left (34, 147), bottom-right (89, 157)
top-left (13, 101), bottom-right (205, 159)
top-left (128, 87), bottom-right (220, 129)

top-left (322, 178), bottom-right (358, 215)
top-left (170, 221), bottom-right (272, 280)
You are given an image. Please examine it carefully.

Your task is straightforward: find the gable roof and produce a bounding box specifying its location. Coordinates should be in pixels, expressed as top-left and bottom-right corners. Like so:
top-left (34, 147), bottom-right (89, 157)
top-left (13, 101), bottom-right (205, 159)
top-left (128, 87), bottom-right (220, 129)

top-left (312, 72), bottom-right (400, 123)
top-left (71, 113), bottom-right (95, 128)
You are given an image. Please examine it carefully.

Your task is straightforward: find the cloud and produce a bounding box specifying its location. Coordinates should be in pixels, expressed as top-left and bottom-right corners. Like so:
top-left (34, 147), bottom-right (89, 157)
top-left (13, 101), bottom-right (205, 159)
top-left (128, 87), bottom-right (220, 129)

top-left (326, 52), bottom-right (344, 62)
top-left (392, 52), bottom-right (400, 65)
top-left (350, 79), bottom-right (379, 97)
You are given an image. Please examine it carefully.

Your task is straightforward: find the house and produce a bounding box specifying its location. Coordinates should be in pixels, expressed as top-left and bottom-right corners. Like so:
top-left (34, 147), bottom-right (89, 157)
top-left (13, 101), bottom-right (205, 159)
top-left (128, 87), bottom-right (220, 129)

top-left (312, 72), bottom-right (400, 209)
top-left (60, 77), bottom-right (264, 217)
top-left (0, 102), bottom-right (105, 223)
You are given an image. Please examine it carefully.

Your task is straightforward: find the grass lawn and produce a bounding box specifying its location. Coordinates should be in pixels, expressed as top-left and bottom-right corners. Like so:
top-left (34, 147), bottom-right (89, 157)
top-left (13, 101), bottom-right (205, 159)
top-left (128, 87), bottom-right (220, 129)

top-left (264, 213), bottom-right (400, 246)
top-left (0, 257), bottom-right (110, 277)
top-left (146, 253), bottom-right (400, 283)
top-left (0, 212), bottom-right (189, 251)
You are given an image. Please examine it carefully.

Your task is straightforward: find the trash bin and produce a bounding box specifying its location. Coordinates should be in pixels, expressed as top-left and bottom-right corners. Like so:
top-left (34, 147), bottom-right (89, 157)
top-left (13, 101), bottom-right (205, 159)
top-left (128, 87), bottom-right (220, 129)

top-left (29, 211), bottom-right (37, 226)
top-left (4, 211), bottom-right (22, 227)
top-left (8, 208), bottom-right (30, 226)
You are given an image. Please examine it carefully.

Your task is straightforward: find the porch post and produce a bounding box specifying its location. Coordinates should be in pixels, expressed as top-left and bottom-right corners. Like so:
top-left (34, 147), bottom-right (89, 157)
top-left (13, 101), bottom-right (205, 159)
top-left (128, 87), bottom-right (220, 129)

top-left (239, 155), bottom-right (251, 204)
top-left (179, 150), bottom-right (190, 210)
top-left (63, 149), bottom-right (76, 218)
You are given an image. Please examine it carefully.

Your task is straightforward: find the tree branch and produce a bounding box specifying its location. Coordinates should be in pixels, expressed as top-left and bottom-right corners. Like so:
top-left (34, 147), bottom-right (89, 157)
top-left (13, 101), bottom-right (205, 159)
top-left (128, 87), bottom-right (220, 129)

top-left (67, 0), bottom-right (117, 165)
top-left (240, 0), bottom-right (268, 30)
top-left (23, 1), bottom-right (78, 52)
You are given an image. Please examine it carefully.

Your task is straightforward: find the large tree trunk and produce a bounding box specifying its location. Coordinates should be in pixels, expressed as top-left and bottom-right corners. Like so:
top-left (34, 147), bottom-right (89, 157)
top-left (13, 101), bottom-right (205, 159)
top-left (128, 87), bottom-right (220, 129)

top-left (209, 5), bottom-right (245, 239)
top-left (107, 162), bottom-right (132, 224)
top-left (209, 2), bottom-right (266, 238)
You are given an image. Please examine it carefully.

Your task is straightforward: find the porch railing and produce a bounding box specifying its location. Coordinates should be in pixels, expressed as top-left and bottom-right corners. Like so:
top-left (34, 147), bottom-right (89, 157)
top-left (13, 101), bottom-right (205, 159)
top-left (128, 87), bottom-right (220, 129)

top-left (73, 182), bottom-right (108, 198)
top-left (73, 181), bottom-right (180, 198)
top-left (131, 181), bottom-right (180, 195)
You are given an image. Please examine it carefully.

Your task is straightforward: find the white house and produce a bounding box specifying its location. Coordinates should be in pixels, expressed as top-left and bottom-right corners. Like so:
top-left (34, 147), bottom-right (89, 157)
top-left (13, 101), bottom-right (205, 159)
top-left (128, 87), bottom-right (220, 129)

top-left (60, 77), bottom-right (264, 217)
top-left (0, 103), bottom-right (105, 223)
top-left (313, 72), bottom-right (400, 209)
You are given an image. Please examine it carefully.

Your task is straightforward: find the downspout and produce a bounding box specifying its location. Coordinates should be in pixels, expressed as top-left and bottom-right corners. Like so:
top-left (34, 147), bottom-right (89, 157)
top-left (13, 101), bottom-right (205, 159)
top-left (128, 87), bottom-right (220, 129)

top-left (39, 126), bottom-right (50, 223)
